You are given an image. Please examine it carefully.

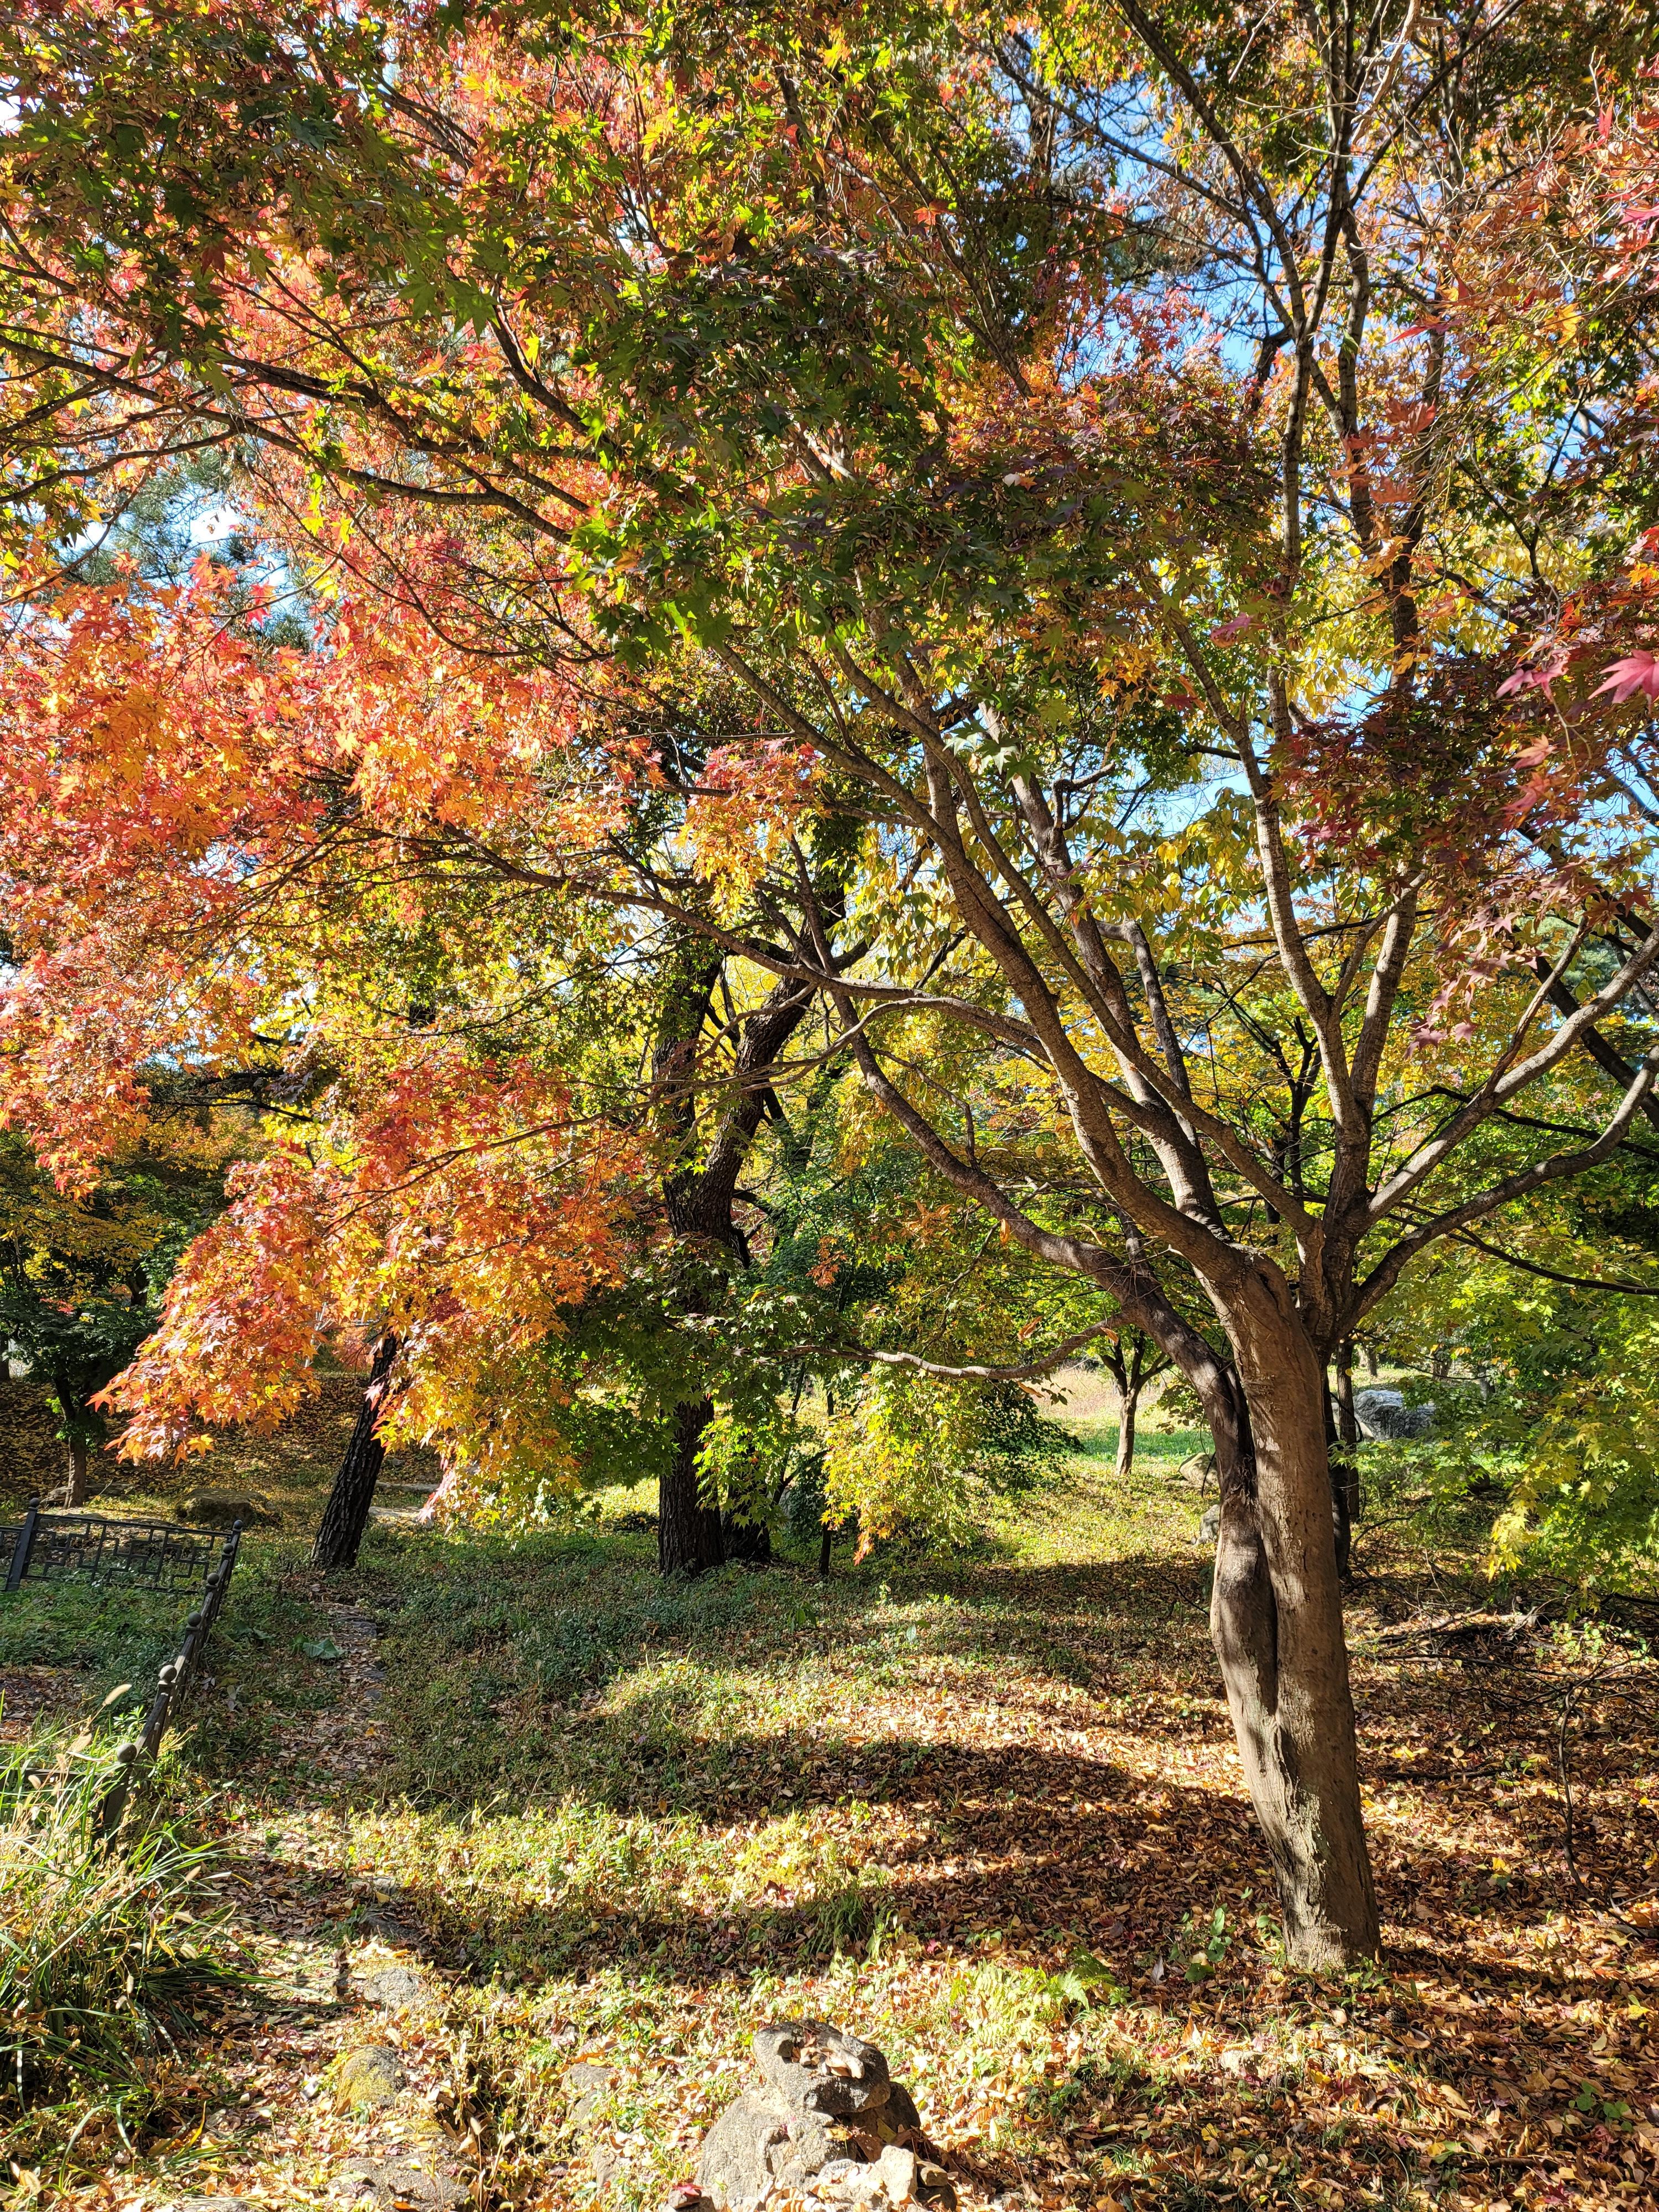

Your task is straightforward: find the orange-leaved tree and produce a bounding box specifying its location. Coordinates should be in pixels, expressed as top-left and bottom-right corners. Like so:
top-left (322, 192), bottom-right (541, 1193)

top-left (6, 0), bottom-right (1659, 1964)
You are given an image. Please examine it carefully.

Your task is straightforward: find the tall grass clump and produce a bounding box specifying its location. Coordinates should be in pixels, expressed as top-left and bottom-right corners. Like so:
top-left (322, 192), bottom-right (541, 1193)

top-left (0, 1735), bottom-right (243, 2112)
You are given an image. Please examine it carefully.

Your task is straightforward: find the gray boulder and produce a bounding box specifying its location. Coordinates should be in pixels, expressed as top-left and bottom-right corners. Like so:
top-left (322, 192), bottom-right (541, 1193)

top-left (695, 2022), bottom-right (951, 2212)
top-left (1354, 1389), bottom-right (1435, 1441)
top-left (1198, 1503), bottom-right (1220, 1543)
top-left (754, 2021), bottom-right (890, 2119)
top-left (335, 2162), bottom-right (467, 2209)
top-left (362, 1965), bottom-right (427, 2009)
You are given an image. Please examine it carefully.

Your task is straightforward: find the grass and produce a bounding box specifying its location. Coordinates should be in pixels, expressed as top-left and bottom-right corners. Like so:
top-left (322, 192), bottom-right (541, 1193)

top-left (2, 1369), bottom-right (1656, 2212)
top-left (0, 1741), bottom-right (244, 2133)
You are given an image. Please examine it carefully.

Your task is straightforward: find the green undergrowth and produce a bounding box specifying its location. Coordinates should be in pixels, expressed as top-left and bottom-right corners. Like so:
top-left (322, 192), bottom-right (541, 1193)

top-left (0, 1541), bottom-right (337, 1754)
top-left (0, 1578), bottom-right (184, 1707)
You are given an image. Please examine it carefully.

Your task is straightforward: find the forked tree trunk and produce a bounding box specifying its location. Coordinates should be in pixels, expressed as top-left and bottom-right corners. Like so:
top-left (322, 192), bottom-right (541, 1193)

top-left (659, 1397), bottom-right (724, 1576)
top-left (1114, 1385), bottom-right (1140, 1481)
top-left (1206, 1310), bottom-right (1380, 1968)
top-left (311, 1334), bottom-right (398, 1573)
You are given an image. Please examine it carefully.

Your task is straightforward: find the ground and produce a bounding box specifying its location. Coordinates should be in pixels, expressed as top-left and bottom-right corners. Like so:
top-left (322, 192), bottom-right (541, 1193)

top-left (2, 1373), bottom-right (1657, 2212)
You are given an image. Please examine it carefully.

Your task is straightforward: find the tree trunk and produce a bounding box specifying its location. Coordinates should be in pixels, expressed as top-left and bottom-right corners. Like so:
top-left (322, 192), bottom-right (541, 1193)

top-left (1114, 1384), bottom-right (1140, 1481)
top-left (722, 1508), bottom-right (771, 1566)
top-left (818, 1523), bottom-right (833, 1578)
top-left (64, 1433), bottom-right (90, 1507)
top-left (311, 1334), bottom-right (398, 1573)
top-left (659, 1397), bottom-right (724, 1575)
top-left (1331, 1341), bottom-right (1361, 1581)
top-left (1207, 1311), bottom-right (1379, 1968)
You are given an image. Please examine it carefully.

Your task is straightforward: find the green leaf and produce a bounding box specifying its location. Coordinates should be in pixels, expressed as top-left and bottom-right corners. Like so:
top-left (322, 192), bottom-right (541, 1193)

top-left (299, 1636), bottom-right (344, 1663)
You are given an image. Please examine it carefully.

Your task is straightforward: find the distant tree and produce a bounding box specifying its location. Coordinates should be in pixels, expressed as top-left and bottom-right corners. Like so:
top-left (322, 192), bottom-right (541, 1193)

top-left (0, 1131), bottom-right (220, 1503)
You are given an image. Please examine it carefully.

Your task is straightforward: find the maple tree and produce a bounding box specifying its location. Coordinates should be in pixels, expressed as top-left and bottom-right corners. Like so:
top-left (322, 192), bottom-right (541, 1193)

top-left (4, 0), bottom-right (1659, 1968)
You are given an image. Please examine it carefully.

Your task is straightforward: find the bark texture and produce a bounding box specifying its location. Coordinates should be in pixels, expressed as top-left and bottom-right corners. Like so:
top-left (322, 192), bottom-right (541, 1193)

top-left (659, 1396), bottom-right (726, 1575)
top-left (1207, 1313), bottom-right (1380, 1967)
top-left (63, 1434), bottom-right (90, 1507)
top-left (311, 1334), bottom-right (398, 1572)
top-left (1113, 1386), bottom-right (1139, 1483)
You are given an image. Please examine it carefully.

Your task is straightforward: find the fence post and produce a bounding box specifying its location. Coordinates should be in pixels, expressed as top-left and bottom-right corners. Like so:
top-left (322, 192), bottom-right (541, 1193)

top-left (4, 1499), bottom-right (40, 1593)
top-left (94, 1742), bottom-right (140, 1845)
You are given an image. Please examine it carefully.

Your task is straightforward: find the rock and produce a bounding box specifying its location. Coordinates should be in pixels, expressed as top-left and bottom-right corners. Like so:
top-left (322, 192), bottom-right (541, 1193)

top-left (334, 2043), bottom-right (406, 2110)
top-left (335, 2162), bottom-right (467, 2209)
top-left (178, 1491), bottom-right (278, 1528)
top-left (1354, 1389), bottom-right (1435, 1441)
top-left (696, 2088), bottom-right (794, 2209)
top-left (362, 1965), bottom-right (427, 2008)
top-left (1198, 1503), bottom-right (1220, 1543)
top-left (877, 2146), bottom-right (919, 2203)
top-left (565, 2058), bottom-right (617, 2130)
top-left (811, 2162), bottom-right (886, 2204)
top-left (880, 2081), bottom-right (922, 2138)
top-left (754, 2020), bottom-right (891, 2119)
top-left (694, 2023), bottom-right (941, 2212)
top-left (1178, 1452), bottom-right (1217, 1492)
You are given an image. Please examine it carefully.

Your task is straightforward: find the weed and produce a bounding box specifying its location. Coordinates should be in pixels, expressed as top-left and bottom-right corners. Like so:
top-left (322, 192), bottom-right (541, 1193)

top-left (0, 1740), bottom-right (244, 2109)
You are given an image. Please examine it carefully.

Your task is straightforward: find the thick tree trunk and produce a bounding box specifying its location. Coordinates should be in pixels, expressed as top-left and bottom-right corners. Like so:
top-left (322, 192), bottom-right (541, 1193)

top-left (311, 1334), bottom-right (398, 1573)
top-left (1207, 1311), bottom-right (1380, 1968)
top-left (64, 1433), bottom-right (90, 1507)
top-left (659, 1397), bottom-right (725, 1575)
top-left (1114, 1384), bottom-right (1140, 1481)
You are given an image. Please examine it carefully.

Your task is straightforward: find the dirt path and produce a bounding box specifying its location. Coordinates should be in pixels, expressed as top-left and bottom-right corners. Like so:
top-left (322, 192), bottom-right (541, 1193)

top-left (99, 1597), bottom-right (490, 2212)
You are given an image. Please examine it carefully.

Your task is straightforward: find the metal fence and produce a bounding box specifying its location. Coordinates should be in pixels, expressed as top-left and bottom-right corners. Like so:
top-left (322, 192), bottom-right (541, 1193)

top-left (97, 1519), bottom-right (242, 1837)
top-left (0, 1501), bottom-right (243, 1839)
top-left (3, 1501), bottom-right (228, 1594)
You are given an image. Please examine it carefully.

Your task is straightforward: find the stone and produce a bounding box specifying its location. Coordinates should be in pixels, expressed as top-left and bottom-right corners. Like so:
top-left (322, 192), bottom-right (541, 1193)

top-left (1354, 1389), bottom-right (1435, 1441)
top-left (335, 2162), bottom-right (467, 2209)
top-left (754, 2020), bottom-right (891, 2119)
top-left (811, 2162), bottom-right (886, 2204)
top-left (912, 2162), bottom-right (957, 2210)
top-left (696, 2088), bottom-right (795, 2209)
top-left (333, 2043), bottom-right (406, 2110)
top-left (877, 2146), bottom-right (919, 2203)
top-left (178, 1491), bottom-right (279, 1528)
top-left (565, 2058), bottom-right (617, 2131)
top-left (362, 1965), bottom-right (427, 2008)
top-left (692, 2022), bottom-right (942, 2212)
top-left (1198, 1504), bottom-right (1220, 1543)
top-left (1179, 1452), bottom-right (1218, 1493)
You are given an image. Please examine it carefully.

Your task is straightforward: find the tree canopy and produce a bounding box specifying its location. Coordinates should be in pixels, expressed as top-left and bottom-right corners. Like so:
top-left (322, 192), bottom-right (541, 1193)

top-left (2, 0), bottom-right (1657, 1965)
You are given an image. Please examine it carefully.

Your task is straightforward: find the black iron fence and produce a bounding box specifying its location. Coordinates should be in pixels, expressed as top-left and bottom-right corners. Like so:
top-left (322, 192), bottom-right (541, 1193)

top-left (0, 1503), bottom-right (243, 1839)
top-left (3, 1501), bottom-right (228, 1595)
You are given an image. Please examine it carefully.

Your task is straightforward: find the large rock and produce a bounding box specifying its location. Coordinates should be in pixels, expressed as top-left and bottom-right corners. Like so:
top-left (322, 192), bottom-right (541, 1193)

top-left (754, 2022), bottom-right (890, 2119)
top-left (1354, 1389), bottom-right (1435, 1441)
top-left (694, 2022), bottom-right (952, 2212)
top-left (335, 2161), bottom-right (467, 2209)
top-left (178, 1491), bottom-right (279, 1527)
top-left (362, 1965), bottom-right (427, 2009)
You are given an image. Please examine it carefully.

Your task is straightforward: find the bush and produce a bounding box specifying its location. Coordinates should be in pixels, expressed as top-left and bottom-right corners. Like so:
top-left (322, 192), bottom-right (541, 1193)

top-left (0, 1739), bottom-right (243, 2109)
